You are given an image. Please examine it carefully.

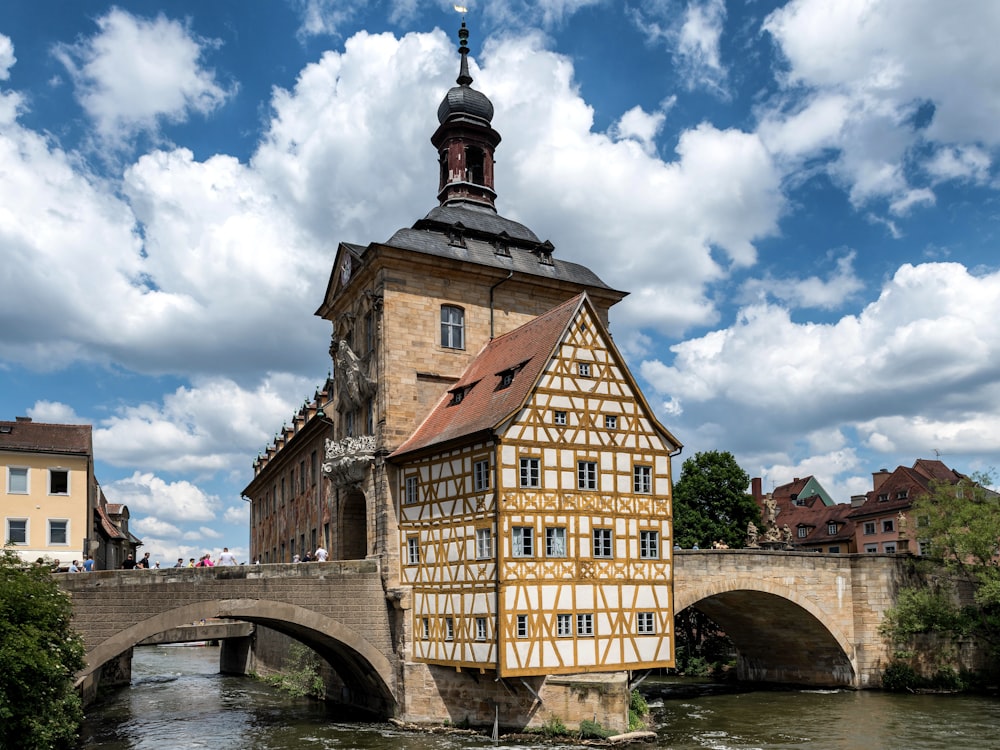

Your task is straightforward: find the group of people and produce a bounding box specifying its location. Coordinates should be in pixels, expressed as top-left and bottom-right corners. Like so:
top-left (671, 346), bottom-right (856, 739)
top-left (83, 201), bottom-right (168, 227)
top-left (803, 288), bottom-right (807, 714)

top-left (291, 546), bottom-right (327, 563)
top-left (64, 555), bottom-right (95, 572)
top-left (121, 547), bottom-right (241, 569)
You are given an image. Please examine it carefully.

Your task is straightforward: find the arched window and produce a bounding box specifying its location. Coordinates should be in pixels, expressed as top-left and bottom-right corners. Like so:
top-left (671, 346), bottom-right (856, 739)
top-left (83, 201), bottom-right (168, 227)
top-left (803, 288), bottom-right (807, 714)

top-left (465, 146), bottom-right (485, 185)
top-left (441, 305), bottom-right (465, 349)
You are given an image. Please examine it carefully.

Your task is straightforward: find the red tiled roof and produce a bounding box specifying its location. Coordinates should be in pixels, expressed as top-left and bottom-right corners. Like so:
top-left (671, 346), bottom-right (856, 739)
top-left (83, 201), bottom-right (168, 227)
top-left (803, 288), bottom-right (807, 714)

top-left (778, 502), bottom-right (856, 546)
top-left (848, 458), bottom-right (965, 518)
top-left (0, 419), bottom-right (92, 455)
top-left (390, 294), bottom-right (586, 458)
top-left (96, 505), bottom-right (127, 540)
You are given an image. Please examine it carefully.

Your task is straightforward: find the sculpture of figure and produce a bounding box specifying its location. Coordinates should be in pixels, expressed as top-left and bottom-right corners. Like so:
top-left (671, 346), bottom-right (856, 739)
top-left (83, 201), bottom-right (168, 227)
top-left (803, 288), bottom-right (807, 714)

top-left (764, 494), bottom-right (778, 526)
top-left (332, 339), bottom-right (375, 413)
top-left (323, 434), bottom-right (377, 487)
top-left (897, 511), bottom-right (908, 536)
top-left (782, 524), bottom-right (793, 545)
top-left (746, 521), bottom-right (759, 547)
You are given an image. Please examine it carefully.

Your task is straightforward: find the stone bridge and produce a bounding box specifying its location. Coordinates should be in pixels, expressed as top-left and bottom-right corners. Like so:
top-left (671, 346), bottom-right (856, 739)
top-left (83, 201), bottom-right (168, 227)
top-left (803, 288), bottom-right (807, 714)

top-left (60, 550), bottom-right (914, 715)
top-left (58, 560), bottom-right (398, 713)
top-left (674, 550), bottom-right (914, 688)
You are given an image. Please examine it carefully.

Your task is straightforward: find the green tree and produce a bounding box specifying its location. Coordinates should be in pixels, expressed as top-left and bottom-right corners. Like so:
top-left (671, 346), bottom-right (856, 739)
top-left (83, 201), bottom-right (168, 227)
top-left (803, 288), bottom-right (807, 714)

top-left (0, 549), bottom-right (85, 750)
top-left (910, 471), bottom-right (1000, 646)
top-left (672, 450), bottom-right (760, 549)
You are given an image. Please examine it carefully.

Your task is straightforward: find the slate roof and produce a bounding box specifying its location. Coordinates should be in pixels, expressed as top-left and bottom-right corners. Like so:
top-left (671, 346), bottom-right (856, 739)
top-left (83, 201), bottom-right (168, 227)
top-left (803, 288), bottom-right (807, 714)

top-left (390, 294), bottom-right (586, 459)
top-left (0, 419), bottom-right (92, 456)
top-left (383, 204), bottom-right (618, 292)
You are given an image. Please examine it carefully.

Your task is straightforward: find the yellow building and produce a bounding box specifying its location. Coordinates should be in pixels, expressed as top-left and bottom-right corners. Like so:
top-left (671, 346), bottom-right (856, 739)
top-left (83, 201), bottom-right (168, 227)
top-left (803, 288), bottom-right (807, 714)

top-left (1, 417), bottom-right (95, 567)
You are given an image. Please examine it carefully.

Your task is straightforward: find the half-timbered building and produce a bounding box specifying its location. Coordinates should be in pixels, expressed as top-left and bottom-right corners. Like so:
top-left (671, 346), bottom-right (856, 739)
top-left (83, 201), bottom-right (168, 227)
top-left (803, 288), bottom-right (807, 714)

top-left (391, 293), bottom-right (679, 676)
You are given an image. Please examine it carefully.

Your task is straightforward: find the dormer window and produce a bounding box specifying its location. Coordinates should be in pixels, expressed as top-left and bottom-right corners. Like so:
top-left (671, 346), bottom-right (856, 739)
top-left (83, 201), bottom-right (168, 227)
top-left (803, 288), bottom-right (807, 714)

top-left (499, 372), bottom-right (514, 389)
top-left (449, 384), bottom-right (473, 406)
top-left (896, 490), bottom-right (908, 499)
top-left (797, 526), bottom-right (808, 538)
top-left (878, 493), bottom-right (889, 502)
top-left (827, 522), bottom-right (838, 535)
top-left (493, 232), bottom-right (512, 257)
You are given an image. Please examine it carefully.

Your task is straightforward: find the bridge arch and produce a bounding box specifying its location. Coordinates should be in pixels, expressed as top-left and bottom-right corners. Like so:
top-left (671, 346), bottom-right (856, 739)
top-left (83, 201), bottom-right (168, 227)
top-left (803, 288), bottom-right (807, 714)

top-left (675, 576), bottom-right (857, 687)
top-left (79, 599), bottom-right (396, 714)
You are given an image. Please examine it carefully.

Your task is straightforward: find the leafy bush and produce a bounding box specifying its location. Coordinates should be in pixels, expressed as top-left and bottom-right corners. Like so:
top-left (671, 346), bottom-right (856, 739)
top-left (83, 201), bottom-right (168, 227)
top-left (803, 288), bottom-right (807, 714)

top-left (540, 716), bottom-right (567, 737)
top-left (261, 642), bottom-right (325, 698)
top-left (881, 660), bottom-right (918, 692)
top-left (0, 549), bottom-right (86, 749)
top-left (579, 719), bottom-right (613, 739)
top-left (628, 688), bottom-right (649, 731)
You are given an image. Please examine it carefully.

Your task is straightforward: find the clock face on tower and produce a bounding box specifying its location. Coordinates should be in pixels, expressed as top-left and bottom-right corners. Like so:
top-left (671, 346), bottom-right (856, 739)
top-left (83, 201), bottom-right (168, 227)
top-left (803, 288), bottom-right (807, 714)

top-left (340, 257), bottom-right (352, 285)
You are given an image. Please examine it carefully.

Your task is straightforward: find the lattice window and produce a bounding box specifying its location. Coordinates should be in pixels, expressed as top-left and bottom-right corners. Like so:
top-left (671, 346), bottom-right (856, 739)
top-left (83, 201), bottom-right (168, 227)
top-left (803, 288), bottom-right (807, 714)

top-left (578, 461), bottom-right (597, 490)
top-left (404, 475), bottom-right (419, 504)
top-left (593, 528), bottom-right (613, 558)
top-left (576, 613), bottom-right (594, 636)
top-left (519, 457), bottom-right (540, 488)
top-left (545, 527), bottom-right (566, 557)
top-left (556, 614), bottom-right (572, 637)
top-left (441, 305), bottom-right (465, 349)
top-left (512, 526), bottom-right (534, 557)
top-left (474, 460), bottom-right (490, 491)
top-left (407, 536), bottom-right (420, 565)
top-left (516, 615), bottom-right (529, 638)
top-left (633, 465), bottom-right (652, 494)
top-left (637, 612), bottom-right (655, 635)
top-left (639, 530), bottom-right (659, 559)
top-left (476, 527), bottom-right (493, 559)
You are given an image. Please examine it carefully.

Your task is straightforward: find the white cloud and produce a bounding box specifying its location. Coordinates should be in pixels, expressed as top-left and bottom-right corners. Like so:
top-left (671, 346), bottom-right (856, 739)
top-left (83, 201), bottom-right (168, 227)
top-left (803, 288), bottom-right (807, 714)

top-left (103, 471), bottom-right (220, 522)
top-left (224, 504), bottom-right (250, 525)
top-left (0, 34), bottom-right (15, 80)
top-left (762, 0), bottom-right (1000, 209)
top-left (94, 374), bottom-right (316, 473)
top-left (925, 146), bottom-right (991, 183)
top-left (642, 262), bottom-right (1000, 462)
top-left (54, 8), bottom-right (232, 141)
top-left (610, 104), bottom-right (669, 156)
top-left (27, 401), bottom-right (87, 425)
top-left (132, 516), bottom-right (182, 538)
top-left (739, 251), bottom-right (863, 310)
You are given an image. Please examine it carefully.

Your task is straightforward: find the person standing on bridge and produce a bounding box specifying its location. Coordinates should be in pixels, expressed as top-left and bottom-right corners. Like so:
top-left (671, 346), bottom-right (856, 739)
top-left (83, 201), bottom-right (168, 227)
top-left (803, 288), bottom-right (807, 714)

top-left (314, 546), bottom-right (328, 562)
top-left (122, 554), bottom-right (136, 569)
top-left (173, 558), bottom-right (184, 567)
top-left (136, 552), bottom-right (151, 569)
top-left (216, 547), bottom-right (238, 566)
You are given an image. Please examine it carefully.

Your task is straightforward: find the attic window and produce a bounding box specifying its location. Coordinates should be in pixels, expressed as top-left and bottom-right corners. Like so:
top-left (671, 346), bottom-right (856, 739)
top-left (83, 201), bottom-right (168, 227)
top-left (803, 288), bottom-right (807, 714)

top-left (896, 490), bottom-right (908, 499)
top-left (827, 522), bottom-right (838, 535)
top-left (493, 234), bottom-right (511, 257)
top-left (448, 228), bottom-right (467, 248)
top-left (0, 425), bottom-right (10, 434)
top-left (878, 493), bottom-right (889, 502)
top-left (495, 360), bottom-right (529, 391)
top-left (537, 250), bottom-right (553, 266)
top-left (797, 526), bottom-right (808, 538)
top-left (449, 385), bottom-right (471, 406)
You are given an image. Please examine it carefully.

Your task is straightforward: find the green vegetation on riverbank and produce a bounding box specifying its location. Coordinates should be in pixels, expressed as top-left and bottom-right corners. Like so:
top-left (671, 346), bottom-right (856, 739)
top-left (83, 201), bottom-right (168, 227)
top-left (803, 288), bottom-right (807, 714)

top-left (0, 549), bottom-right (85, 749)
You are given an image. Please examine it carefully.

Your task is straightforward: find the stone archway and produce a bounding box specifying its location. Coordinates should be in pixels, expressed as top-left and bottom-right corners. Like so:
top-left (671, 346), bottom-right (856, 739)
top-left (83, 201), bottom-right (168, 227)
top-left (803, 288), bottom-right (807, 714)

top-left (77, 599), bottom-right (397, 715)
top-left (675, 586), bottom-right (857, 687)
top-left (340, 489), bottom-right (367, 559)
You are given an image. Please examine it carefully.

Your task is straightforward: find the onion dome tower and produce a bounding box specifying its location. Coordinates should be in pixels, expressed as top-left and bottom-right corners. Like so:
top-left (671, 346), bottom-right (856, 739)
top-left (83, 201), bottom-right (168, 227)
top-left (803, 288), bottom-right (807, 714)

top-left (432, 21), bottom-right (501, 210)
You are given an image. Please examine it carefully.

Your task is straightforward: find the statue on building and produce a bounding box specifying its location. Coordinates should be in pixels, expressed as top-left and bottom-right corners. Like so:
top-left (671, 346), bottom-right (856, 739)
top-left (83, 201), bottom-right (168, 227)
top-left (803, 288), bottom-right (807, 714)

top-left (746, 521), bottom-right (759, 548)
top-left (764, 494), bottom-right (778, 527)
top-left (781, 524), bottom-right (793, 547)
top-left (331, 338), bottom-right (375, 413)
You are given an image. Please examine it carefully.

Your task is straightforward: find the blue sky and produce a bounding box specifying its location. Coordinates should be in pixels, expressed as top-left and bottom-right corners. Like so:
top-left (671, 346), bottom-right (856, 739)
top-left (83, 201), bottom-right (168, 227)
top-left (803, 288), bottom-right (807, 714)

top-left (2, 0), bottom-right (998, 564)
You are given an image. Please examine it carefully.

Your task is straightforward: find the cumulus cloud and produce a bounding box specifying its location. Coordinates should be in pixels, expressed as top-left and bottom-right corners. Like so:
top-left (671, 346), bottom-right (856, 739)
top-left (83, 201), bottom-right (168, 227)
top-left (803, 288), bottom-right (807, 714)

top-left (93, 374), bottom-right (316, 472)
top-left (103, 471), bottom-right (220, 522)
top-left (54, 8), bottom-right (232, 141)
top-left (132, 516), bottom-right (182, 538)
top-left (761, 0), bottom-right (1000, 210)
top-left (0, 34), bottom-right (14, 79)
top-left (641, 262), bottom-right (1000, 465)
top-left (27, 401), bottom-right (87, 425)
top-left (739, 251), bottom-right (864, 310)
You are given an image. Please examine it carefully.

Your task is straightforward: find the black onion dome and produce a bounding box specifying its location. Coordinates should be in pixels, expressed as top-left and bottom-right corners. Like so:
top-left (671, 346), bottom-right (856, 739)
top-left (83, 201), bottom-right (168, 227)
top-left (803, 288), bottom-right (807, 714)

top-left (436, 20), bottom-right (494, 125)
top-left (437, 85), bottom-right (494, 124)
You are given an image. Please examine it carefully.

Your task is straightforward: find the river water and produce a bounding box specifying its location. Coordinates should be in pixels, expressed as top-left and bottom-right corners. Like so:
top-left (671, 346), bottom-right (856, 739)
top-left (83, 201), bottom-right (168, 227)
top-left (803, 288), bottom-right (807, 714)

top-left (78, 646), bottom-right (1000, 749)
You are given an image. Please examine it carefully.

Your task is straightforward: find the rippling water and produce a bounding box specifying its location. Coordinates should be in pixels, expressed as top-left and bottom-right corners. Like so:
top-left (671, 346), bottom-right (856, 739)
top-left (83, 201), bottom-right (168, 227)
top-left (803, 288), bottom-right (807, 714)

top-left (78, 647), bottom-right (1000, 750)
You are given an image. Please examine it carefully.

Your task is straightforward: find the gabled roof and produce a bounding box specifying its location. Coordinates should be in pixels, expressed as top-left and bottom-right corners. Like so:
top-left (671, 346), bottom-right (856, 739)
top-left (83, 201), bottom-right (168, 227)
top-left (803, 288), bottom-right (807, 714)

top-left (390, 294), bottom-right (585, 459)
top-left (778, 502), bottom-right (856, 546)
top-left (390, 292), bottom-right (681, 460)
top-left (848, 458), bottom-right (967, 518)
top-left (0, 419), bottom-right (92, 456)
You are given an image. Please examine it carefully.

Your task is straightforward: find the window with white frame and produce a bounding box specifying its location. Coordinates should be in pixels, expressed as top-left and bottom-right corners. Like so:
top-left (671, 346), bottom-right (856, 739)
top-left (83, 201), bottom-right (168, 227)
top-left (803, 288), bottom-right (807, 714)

top-left (593, 528), bottom-right (613, 558)
top-left (7, 467), bottom-right (27, 494)
top-left (827, 522), bottom-right (838, 535)
top-left (863, 521), bottom-right (876, 535)
top-left (476, 527), bottom-right (492, 559)
top-left (553, 410), bottom-right (567, 425)
top-left (829, 545), bottom-right (841, 553)
top-left (404, 475), bottom-right (419, 504)
top-left (797, 526), bottom-right (808, 538)
top-left (512, 526), bottom-right (534, 557)
top-left (474, 460), bottom-right (490, 491)
top-left (546, 527), bottom-right (566, 557)
top-left (884, 543), bottom-right (897, 554)
top-left (576, 613), bottom-right (594, 636)
top-left (864, 544), bottom-right (878, 553)
top-left (633, 465), bottom-right (652, 494)
top-left (6, 519), bottom-right (27, 545)
top-left (516, 614), bottom-right (529, 638)
top-left (48, 519), bottom-right (68, 545)
top-left (49, 469), bottom-right (69, 495)
top-left (407, 536), bottom-right (420, 565)
top-left (637, 612), bottom-right (655, 635)
top-left (441, 305), bottom-right (465, 349)
top-left (475, 617), bottom-right (488, 641)
top-left (578, 461), bottom-right (597, 490)
top-left (604, 414), bottom-right (617, 430)
top-left (421, 617), bottom-right (429, 640)
top-left (445, 617), bottom-right (454, 641)
top-left (556, 613), bottom-right (572, 637)
top-left (577, 362), bottom-right (591, 377)
top-left (882, 519), bottom-right (894, 533)
top-left (639, 530), bottom-right (659, 559)
top-left (519, 457), bottom-right (540, 488)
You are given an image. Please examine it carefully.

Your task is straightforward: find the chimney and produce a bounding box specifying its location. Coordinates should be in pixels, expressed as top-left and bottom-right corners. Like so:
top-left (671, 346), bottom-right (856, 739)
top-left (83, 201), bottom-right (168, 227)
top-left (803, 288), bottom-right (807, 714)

top-left (15, 416), bottom-right (32, 422)
top-left (872, 469), bottom-right (891, 491)
top-left (751, 477), bottom-right (762, 501)
top-left (851, 494), bottom-right (867, 508)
